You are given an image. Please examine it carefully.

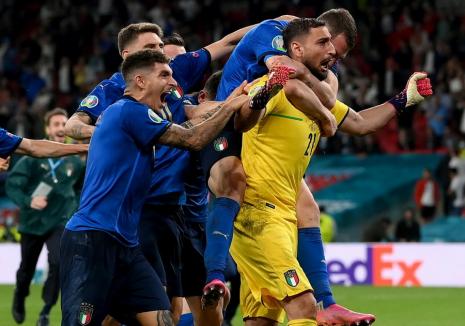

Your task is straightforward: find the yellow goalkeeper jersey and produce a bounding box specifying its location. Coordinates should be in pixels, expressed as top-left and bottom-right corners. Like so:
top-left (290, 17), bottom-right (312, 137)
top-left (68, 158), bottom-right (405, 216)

top-left (242, 76), bottom-right (349, 216)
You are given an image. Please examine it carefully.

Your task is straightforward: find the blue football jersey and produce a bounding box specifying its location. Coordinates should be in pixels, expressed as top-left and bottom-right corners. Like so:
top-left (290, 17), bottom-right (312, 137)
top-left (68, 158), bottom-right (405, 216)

top-left (146, 50), bottom-right (211, 205)
top-left (0, 128), bottom-right (22, 158)
top-left (145, 93), bottom-right (190, 205)
top-left (66, 96), bottom-right (171, 246)
top-left (181, 95), bottom-right (208, 222)
top-left (77, 72), bottom-right (125, 123)
top-left (171, 49), bottom-right (211, 93)
top-left (216, 19), bottom-right (289, 100)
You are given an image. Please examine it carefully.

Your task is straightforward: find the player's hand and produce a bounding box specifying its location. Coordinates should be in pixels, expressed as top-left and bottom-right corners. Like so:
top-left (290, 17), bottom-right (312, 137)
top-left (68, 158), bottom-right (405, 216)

top-left (320, 112), bottom-right (338, 137)
top-left (268, 56), bottom-right (301, 78)
top-left (388, 72), bottom-right (433, 113)
top-left (31, 196), bottom-right (48, 210)
top-left (0, 156), bottom-right (10, 171)
top-left (405, 72), bottom-right (433, 107)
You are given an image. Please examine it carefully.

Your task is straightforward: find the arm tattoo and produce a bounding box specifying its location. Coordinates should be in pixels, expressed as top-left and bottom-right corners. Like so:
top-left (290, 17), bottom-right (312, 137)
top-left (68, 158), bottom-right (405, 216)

top-left (181, 120), bottom-right (195, 129)
top-left (181, 104), bottom-right (223, 130)
top-left (70, 125), bottom-right (84, 138)
top-left (156, 310), bottom-right (174, 326)
top-left (68, 112), bottom-right (93, 139)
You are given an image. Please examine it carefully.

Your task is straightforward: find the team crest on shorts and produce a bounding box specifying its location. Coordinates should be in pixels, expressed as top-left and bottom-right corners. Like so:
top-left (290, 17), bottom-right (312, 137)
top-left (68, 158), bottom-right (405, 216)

top-left (284, 269), bottom-right (300, 287)
top-left (78, 302), bottom-right (94, 325)
top-left (214, 137), bottom-right (228, 151)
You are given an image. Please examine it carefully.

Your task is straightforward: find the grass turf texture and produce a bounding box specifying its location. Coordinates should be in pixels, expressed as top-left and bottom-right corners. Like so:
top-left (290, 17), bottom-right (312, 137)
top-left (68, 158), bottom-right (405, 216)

top-left (0, 285), bottom-right (464, 325)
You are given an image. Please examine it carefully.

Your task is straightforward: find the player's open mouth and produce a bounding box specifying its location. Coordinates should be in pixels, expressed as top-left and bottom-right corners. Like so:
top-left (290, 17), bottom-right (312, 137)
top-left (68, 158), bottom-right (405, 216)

top-left (320, 58), bottom-right (331, 71)
top-left (160, 91), bottom-right (171, 103)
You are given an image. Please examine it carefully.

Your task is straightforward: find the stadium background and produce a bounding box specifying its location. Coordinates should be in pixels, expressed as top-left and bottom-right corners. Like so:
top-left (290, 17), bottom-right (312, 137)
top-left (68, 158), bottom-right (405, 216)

top-left (0, 0), bottom-right (464, 325)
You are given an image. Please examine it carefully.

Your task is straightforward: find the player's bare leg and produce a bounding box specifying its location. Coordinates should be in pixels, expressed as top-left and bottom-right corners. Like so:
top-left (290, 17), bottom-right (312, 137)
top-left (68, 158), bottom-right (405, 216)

top-left (136, 310), bottom-right (174, 326)
top-left (283, 291), bottom-right (318, 325)
top-left (102, 316), bottom-right (122, 326)
top-left (171, 297), bottom-right (183, 325)
top-left (203, 155), bottom-right (244, 309)
top-left (187, 295), bottom-right (224, 326)
top-left (296, 182), bottom-right (376, 326)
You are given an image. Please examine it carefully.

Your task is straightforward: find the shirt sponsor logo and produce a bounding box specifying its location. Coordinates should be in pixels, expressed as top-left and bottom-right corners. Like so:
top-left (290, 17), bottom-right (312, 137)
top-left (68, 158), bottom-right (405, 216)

top-left (272, 35), bottom-right (286, 52)
top-left (80, 95), bottom-right (99, 108)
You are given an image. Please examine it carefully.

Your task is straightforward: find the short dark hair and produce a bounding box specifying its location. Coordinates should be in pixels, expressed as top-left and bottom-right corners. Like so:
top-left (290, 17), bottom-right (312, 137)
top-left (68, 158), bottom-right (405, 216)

top-left (121, 49), bottom-right (170, 82)
top-left (318, 8), bottom-right (357, 50)
top-left (163, 33), bottom-right (185, 47)
top-left (203, 70), bottom-right (223, 100)
top-left (282, 18), bottom-right (326, 51)
top-left (44, 108), bottom-right (68, 126)
top-left (117, 23), bottom-right (164, 54)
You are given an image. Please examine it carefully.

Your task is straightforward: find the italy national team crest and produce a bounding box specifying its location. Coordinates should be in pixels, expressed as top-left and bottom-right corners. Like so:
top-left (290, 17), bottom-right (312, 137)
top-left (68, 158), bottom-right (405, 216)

top-left (284, 269), bottom-right (300, 287)
top-left (213, 137), bottom-right (228, 151)
top-left (272, 35), bottom-right (286, 52)
top-left (78, 302), bottom-right (94, 325)
top-left (80, 95), bottom-right (99, 108)
top-left (170, 86), bottom-right (183, 99)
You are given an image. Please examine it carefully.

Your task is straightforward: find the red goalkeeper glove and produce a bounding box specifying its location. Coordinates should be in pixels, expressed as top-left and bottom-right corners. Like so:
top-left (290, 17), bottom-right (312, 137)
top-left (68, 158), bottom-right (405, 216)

top-left (388, 72), bottom-right (433, 114)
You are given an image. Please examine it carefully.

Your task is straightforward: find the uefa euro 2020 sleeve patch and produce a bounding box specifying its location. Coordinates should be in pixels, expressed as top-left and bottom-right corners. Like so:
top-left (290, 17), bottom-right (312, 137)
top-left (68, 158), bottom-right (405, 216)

top-left (148, 109), bottom-right (163, 123)
top-left (80, 95), bottom-right (99, 108)
top-left (272, 35), bottom-right (286, 52)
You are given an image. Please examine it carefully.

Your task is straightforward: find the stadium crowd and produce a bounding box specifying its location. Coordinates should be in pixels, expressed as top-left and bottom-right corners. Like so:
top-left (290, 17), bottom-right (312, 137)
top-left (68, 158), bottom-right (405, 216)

top-left (0, 0), bottom-right (464, 153)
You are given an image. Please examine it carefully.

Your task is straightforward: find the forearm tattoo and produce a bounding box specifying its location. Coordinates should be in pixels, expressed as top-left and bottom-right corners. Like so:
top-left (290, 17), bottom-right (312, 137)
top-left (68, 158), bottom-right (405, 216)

top-left (181, 104), bottom-right (223, 129)
top-left (156, 310), bottom-right (174, 326)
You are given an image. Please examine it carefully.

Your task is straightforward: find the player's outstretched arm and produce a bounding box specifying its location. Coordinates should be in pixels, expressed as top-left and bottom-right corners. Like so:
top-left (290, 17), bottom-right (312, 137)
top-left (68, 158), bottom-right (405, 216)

top-left (205, 25), bottom-right (256, 61)
top-left (184, 101), bottom-right (221, 120)
top-left (159, 95), bottom-right (248, 151)
top-left (339, 72), bottom-right (433, 136)
top-left (65, 112), bottom-right (96, 140)
top-left (15, 138), bottom-right (88, 158)
top-left (204, 15), bottom-right (297, 61)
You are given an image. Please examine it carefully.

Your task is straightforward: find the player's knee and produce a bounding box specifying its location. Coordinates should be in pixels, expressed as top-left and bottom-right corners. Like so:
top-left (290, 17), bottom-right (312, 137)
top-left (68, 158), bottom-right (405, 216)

top-left (285, 291), bottom-right (317, 320)
top-left (296, 192), bottom-right (320, 228)
top-left (209, 157), bottom-right (246, 202)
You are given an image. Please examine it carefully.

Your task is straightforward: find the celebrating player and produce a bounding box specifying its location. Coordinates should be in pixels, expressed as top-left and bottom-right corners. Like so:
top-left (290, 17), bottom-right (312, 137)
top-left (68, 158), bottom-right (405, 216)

top-left (59, 49), bottom-right (255, 326)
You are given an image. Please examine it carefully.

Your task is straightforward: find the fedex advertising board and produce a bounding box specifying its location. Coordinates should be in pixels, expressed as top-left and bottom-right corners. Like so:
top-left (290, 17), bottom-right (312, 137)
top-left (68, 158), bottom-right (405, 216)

top-left (0, 243), bottom-right (465, 286)
top-left (324, 243), bottom-right (465, 287)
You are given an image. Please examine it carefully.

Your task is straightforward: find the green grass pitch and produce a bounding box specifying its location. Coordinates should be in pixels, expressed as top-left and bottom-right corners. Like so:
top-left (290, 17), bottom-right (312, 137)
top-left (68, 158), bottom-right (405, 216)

top-left (0, 285), bottom-right (464, 325)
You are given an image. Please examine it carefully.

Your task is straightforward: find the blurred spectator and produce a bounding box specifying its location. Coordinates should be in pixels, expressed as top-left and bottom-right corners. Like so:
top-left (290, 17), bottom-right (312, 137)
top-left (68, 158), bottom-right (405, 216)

top-left (0, 210), bottom-right (20, 242)
top-left (414, 168), bottom-right (441, 223)
top-left (0, 0), bottom-right (464, 155)
top-left (395, 208), bottom-right (421, 242)
top-left (320, 205), bottom-right (337, 242)
top-left (447, 167), bottom-right (465, 216)
top-left (363, 217), bottom-right (392, 242)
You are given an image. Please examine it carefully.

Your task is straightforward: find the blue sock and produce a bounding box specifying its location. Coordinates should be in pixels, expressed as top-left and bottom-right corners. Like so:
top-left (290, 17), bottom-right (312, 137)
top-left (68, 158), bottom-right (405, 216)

top-left (177, 313), bottom-right (193, 326)
top-left (205, 197), bottom-right (240, 283)
top-left (297, 227), bottom-right (336, 308)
